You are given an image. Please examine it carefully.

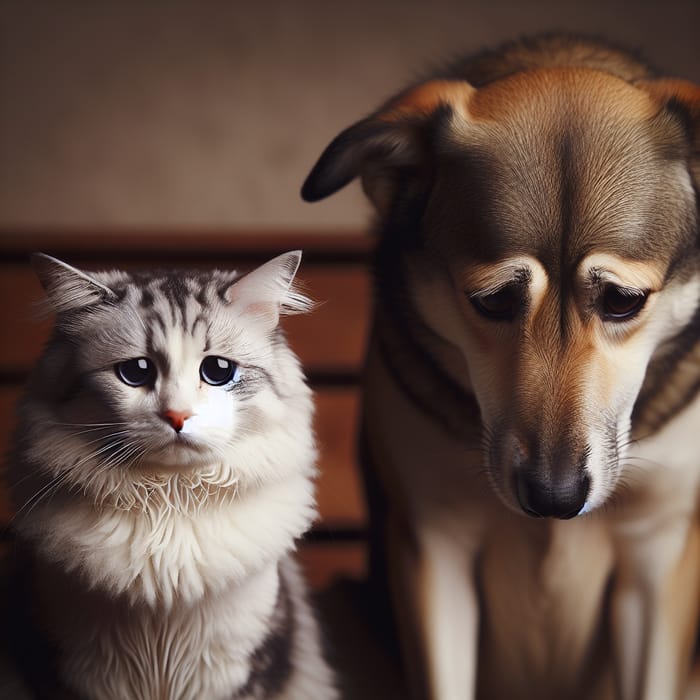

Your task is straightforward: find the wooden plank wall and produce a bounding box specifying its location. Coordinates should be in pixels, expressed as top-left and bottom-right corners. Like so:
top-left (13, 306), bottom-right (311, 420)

top-left (0, 231), bottom-right (373, 590)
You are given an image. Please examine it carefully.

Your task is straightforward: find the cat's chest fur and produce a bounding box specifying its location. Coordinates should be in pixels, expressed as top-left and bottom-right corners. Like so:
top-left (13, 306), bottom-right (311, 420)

top-left (24, 470), bottom-right (316, 608)
top-left (19, 473), bottom-right (326, 700)
top-left (33, 554), bottom-right (296, 700)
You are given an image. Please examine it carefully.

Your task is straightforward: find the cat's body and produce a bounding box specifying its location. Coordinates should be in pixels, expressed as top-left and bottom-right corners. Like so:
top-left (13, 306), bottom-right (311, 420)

top-left (7, 252), bottom-right (336, 700)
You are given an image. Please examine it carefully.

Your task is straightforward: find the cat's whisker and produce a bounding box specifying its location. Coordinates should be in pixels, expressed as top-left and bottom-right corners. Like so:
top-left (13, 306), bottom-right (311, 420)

top-left (11, 470), bottom-right (74, 523)
top-left (48, 429), bottom-right (132, 455)
top-left (6, 470), bottom-right (43, 491)
top-left (113, 443), bottom-right (148, 473)
top-left (52, 421), bottom-right (132, 429)
top-left (59, 427), bottom-right (131, 439)
top-left (76, 445), bottom-right (146, 506)
top-left (82, 440), bottom-right (145, 485)
top-left (37, 428), bottom-right (133, 458)
top-left (67, 442), bottom-right (126, 474)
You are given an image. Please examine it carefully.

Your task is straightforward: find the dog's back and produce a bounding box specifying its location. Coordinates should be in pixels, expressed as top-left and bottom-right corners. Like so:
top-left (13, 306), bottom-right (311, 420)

top-left (439, 34), bottom-right (653, 85)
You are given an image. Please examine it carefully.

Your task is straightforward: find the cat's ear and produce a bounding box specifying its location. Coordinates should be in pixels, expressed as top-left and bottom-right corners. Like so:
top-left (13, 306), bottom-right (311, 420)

top-left (32, 253), bottom-right (117, 313)
top-left (226, 251), bottom-right (313, 328)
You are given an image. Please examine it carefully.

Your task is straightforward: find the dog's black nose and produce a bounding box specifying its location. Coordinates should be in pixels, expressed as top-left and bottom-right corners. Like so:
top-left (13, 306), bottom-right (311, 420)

top-left (515, 472), bottom-right (590, 519)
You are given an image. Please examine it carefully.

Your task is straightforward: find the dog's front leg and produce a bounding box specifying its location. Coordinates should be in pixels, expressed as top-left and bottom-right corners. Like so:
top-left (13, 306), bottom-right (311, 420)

top-left (415, 527), bottom-right (479, 700)
top-left (611, 516), bottom-right (696, 700)
top-left (611, 578), bottom-right (672, 700)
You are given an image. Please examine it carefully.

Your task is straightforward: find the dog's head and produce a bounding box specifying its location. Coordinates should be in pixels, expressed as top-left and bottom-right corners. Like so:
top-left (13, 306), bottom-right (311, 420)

top-left (303, 64), bottom-right (700, 519)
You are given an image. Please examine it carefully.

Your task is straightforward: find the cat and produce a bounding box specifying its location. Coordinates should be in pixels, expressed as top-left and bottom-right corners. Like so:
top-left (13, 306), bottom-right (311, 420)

top-left (7, 251), bottom-right (337, 700)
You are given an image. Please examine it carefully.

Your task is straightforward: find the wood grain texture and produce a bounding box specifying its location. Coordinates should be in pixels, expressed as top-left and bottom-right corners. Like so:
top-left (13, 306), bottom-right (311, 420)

top-left (297, 541), bottom-right (367, 590)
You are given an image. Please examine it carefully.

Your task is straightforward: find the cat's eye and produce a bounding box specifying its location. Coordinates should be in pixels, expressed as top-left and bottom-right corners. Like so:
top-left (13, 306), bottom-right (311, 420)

top-left (601, 285), bottom-right (649, 321)
top-left (200, 356), bottom-right (238, 386)
top-left (115, 358), bottom-right (155, 387)
top-left (470, 285), bottom-right (520, 321)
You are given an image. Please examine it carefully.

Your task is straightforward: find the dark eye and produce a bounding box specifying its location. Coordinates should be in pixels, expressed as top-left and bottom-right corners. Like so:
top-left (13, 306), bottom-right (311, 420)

top-left (470, 286), bottom-right (520, 321)
top-left (115, 358), bottom-right (155, 387)
top-left (200, 356), bottom-right (237, 386)
top-left (601, 285), bottom-right (649, 320)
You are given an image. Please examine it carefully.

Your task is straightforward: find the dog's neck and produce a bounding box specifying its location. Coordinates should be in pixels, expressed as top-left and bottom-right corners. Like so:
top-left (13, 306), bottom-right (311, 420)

top-left (371, 257), bottom-right (482, 444)
top-left (632, 303), bottom-right (700, 438)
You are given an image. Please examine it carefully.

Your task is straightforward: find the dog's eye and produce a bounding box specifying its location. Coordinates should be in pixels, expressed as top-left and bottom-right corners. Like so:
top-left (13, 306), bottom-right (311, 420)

top-left (601, 285), bottom-right (649, 320)
top-left (470, 286), bottom-right (520, 321)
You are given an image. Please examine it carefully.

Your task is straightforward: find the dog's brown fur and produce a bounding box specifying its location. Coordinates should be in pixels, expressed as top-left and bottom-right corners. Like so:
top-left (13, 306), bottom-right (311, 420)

top-left (303, 35), bottom-right (700, 699)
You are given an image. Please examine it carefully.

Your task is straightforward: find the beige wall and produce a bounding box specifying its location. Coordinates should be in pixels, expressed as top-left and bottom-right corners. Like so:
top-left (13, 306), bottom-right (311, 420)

top-left (1, 0), bottom-right (698, 232)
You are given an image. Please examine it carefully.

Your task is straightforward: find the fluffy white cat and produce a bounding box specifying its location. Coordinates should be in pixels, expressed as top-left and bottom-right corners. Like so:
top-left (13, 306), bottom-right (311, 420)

top-left (8, 252), bottom-right (336, 700)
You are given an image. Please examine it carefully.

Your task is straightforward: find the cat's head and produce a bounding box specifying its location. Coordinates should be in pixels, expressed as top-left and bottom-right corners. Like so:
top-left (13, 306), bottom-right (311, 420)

top-left (23, 252), bottom-right (314, 502)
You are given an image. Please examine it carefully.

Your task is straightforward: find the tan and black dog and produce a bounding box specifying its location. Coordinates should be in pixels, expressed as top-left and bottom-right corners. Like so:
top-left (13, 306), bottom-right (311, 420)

top-left (302, 35), bottom-right (700, 700)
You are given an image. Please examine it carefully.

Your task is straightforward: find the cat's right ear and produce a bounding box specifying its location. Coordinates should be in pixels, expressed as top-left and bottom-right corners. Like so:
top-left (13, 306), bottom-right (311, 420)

top-left (226, 251), bottom-right (314, 329)
top-left (32, 253), bottom-right (117, 314)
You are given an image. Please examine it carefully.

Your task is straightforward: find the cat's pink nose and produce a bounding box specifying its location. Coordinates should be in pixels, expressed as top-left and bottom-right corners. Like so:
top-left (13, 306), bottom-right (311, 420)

top-left (161, 409), bottom-right (192, 432)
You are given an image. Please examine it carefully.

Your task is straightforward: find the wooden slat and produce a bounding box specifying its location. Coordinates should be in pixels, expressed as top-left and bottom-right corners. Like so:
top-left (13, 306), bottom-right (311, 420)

top-left (0, 265), bottom-right (52, 375)
top-left (0, 262), bottom-right (371, 375)
top-left (0, 385), bottom-right (364, 527)
top-left (289, 266), bottom-right (370, 376)
top-left (314, 388), bottom-right (365, 525)
top-left (297, 540), bottom-right (367, 590)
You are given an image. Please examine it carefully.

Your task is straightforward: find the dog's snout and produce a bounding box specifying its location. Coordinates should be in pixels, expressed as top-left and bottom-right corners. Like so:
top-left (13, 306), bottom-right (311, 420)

top-left (515, 471), bottom-right (590, 520)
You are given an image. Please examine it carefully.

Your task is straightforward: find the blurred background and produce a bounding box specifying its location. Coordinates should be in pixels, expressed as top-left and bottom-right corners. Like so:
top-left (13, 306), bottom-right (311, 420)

top-left (1, 0), bottom-right (699, 233)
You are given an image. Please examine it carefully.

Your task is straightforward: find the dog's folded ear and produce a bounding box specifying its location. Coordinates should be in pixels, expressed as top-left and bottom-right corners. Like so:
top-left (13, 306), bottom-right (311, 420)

top-left (301, 80), bottom-right (475, 214)
top-left (636, 78), bottom-right (700, 185)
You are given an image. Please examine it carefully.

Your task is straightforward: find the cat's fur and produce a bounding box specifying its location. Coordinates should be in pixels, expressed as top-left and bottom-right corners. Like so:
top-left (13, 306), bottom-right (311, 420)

top-left (7, 252), bottom-right (336, 700)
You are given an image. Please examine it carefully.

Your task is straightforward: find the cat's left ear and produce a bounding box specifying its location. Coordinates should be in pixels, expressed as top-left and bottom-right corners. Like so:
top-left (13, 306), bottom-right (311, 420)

top-left (32, 253), bottom-right (117, 313)
top-left (227, 251), bottom-right (313, 328)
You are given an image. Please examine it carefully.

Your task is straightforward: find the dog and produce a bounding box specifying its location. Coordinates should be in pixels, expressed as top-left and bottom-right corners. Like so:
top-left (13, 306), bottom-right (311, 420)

top-left (302, 34), bottom-right (700, 700)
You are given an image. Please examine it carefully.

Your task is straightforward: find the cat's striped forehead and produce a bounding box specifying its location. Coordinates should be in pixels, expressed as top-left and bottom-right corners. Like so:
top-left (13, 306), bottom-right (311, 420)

top-left (112, 270), bottom-right (238, 322)
top-left (87, 268), bottom-right (246, 365)
top-left (38, 251), bottom-right (308, 374)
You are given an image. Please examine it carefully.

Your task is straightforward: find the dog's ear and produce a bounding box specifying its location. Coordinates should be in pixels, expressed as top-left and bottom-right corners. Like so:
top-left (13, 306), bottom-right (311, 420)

top-left (637, 78), bottom-right (700, 185)
top-left (301, 80), bottom-right (475, 215)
